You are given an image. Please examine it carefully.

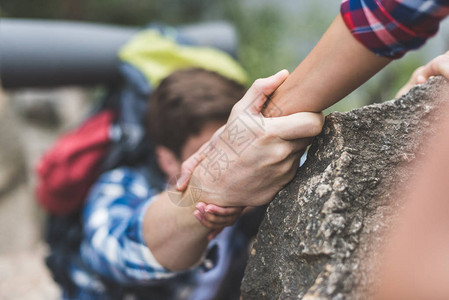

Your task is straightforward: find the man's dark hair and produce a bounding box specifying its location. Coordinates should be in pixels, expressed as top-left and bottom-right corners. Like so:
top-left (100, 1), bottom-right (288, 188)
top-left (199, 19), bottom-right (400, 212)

top-left (147, 68), bottom-right (246, 157)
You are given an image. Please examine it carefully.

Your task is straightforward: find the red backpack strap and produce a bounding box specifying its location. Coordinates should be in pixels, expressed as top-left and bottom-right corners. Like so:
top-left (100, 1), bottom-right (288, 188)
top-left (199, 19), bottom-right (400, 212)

top-left (36, 110), bottom-right (115, 215)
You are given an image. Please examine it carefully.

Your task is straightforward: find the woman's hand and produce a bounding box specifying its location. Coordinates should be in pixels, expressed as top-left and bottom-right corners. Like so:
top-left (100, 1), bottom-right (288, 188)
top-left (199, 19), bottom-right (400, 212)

top-left (396, 51), bottom-right (449, 98)
top-left (193, 202), bottom-right (244, 240)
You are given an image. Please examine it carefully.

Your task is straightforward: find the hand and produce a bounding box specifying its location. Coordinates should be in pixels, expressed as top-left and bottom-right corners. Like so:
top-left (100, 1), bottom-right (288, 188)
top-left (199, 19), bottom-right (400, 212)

top-left (193, 202), bottom-right (244, 240)
top-left (396, 51), bottom-right (449, 98)
top-left (177, 69), bottom-right (324, 207)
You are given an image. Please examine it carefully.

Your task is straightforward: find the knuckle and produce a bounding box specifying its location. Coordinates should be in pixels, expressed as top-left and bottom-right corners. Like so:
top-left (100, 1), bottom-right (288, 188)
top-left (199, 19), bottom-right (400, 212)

top-left (232, 101), bottom-right (243, 113)
top-left (286, 164), bottom-right (298, 179)
top-left (279, 158), bottom-right (298, 178)
top-left (438, 55), bottom-right (449, 67)
top-left (413, 66), bottom-right (425, 77)
top-left (203, 220), bottom-right (214, 228)
top-left (206, 214), bottom-right (218, 222)
top-left (201, 220), bottom-right (212, 228)
top-left (252, 78), bottom-right (264, 91)
top-left (305, 115), bottom-right (324, 137)
top-left (231, 208), bottom-right (241, 215)
top-left (229, 215), bottom-right (238, 221)
top-left (430, 57), bottom-right (443, 70)
top-left (264, 125), bottom-right (279, 140)
top-left (275, 144), bottom-right (293, 162)
top-left (283, 156), bottom-right (296, 173)
top-left (275, 162), bottom-right (293, 179)
top-left (180, 160), bottom-right (189, 171)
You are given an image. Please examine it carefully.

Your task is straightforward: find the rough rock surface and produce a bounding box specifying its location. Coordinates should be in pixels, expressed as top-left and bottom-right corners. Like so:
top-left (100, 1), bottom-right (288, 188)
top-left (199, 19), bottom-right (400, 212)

top-left (241, 77), bottom-right (449, 300)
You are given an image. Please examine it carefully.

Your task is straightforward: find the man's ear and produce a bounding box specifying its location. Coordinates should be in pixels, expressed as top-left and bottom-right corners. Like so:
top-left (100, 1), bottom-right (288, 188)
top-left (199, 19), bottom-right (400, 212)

top-left (155, 146), bottom-right (182, 179)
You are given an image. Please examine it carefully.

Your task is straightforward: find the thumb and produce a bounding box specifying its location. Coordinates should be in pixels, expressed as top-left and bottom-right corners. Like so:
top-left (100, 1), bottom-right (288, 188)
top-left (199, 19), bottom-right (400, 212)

top-left (176, 126), bottom-right (225, 191)
top-left (239, 69), bottom-right (289, 114)
top-left (176, 142), bottom-right (209, 191)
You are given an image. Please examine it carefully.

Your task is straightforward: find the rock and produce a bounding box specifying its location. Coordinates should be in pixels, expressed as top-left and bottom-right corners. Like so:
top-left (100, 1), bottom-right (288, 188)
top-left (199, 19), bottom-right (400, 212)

top-left (241, 77), bottom-right (449, 299)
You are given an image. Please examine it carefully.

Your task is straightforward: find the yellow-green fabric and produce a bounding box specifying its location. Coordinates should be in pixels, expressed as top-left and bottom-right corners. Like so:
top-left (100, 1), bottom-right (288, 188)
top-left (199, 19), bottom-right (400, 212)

top-left (119, 29), bottom-right (248, 87)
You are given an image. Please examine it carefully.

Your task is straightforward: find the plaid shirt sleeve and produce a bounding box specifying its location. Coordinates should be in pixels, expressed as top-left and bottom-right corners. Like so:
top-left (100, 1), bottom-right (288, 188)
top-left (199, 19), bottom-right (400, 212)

top-left (341, 0), bottom-right (449, 58)
top-left (79, 167), bottom-right (178, 284)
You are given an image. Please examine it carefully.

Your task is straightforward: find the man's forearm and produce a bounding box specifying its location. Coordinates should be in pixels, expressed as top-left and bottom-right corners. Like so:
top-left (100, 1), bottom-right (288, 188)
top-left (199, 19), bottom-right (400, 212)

top-left (143, 188), bottom-right (210, 271)
top-left (264, 14), bottom-right (391, 116)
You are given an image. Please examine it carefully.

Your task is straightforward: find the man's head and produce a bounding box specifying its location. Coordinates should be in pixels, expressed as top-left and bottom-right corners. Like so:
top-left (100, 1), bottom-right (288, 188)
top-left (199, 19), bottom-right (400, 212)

top-left (147, 68), bottom-right (246, 179)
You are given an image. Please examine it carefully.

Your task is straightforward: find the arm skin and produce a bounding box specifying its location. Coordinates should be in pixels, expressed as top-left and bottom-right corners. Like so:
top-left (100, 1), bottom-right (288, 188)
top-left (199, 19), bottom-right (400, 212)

top-left (264, 14), bottom-right (391, 116)
top-left (143, 187), bottom-right (211, 271)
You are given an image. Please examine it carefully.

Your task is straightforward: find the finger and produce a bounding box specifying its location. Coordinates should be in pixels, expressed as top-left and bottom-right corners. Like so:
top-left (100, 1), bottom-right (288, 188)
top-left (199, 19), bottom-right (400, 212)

top-left (194, 210), bottom-right (225, 229)
top-left (272, 149), bottom-right (302, 178)
top-left (395, 54), bottom-right (449, 99)
top-left (238, 69), bottom-right (289, 114)
top-left (194, 210), bottom-right (204, 223)
top-left (209, 125), bottom-right (226, 143)
top-left (287, 137), bottom-right (314, 153)
top-left (199, 218), bottom-right (229, 229)
top-left (176, 126), bottom-right (225, 190)
top-left (422, 54), bottom-right (449, 81)
top-left (203, 213), bottom-right (239, 225)
top-left (285, 152), bottom-right (303, 181)
top-left (195, 202), bottom-right (206, 214)
top-left (416, 75), bottom-right (426, 84)
top-left (205, 204), bottom-right (244, 216)
top-left (410, 66), bottom-right (426, 84)
top-left (265, 139), bottom-right (310, 166)
top-left (266, 112), bottom-right (324, 140)
top-left (177, 144), bottom-right (209, 190)
top-left (433, 55), bottom-right (449, 80)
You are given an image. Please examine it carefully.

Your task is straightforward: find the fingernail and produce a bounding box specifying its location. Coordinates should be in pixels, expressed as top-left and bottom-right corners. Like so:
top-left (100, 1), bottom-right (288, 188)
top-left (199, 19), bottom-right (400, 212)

top-left (176, 172), bottom-right (190, 189)
top-left (193, 210), bottom-right (203, 221)
top-left (196, 203), bottom-right (205, 214)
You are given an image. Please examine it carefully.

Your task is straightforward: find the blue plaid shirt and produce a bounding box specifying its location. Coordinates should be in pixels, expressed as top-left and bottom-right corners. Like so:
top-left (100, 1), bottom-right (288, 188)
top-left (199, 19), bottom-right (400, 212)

top-left (64, 167), bottom-right (254, 300)
top-left (80, 168), bottom-right (176, 282)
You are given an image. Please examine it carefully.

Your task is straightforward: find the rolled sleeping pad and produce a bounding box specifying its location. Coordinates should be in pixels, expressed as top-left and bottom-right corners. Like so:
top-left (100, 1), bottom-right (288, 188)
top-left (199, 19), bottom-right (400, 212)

top-left (0, 19), bottom-right (238, 89)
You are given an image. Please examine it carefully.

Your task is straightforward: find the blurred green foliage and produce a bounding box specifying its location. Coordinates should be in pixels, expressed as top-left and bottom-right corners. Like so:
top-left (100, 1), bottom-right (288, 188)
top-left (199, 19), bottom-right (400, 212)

top-left (1, 0), bottom-right (431, 112)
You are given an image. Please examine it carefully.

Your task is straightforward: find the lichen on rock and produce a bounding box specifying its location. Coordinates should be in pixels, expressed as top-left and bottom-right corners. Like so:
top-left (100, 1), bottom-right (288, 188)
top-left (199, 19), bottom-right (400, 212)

top-left (241, 77), bottom-right (449, 300)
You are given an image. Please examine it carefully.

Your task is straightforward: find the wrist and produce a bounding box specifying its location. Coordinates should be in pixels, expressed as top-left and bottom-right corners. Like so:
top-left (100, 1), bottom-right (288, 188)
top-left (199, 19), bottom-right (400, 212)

top-left (166, 187), bottom-right (214, 234)
top-left (192, 167), bottom-right (231, 206)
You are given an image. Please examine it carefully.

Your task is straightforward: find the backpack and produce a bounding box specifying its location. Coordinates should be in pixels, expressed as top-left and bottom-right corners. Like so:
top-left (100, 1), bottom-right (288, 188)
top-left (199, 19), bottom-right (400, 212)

top-left (36, 109), bottom-right (115, 215)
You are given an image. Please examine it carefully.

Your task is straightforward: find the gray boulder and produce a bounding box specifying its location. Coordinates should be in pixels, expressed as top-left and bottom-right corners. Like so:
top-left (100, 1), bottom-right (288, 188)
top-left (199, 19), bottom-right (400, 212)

top-left (241, 77), bottom-right (448, 299)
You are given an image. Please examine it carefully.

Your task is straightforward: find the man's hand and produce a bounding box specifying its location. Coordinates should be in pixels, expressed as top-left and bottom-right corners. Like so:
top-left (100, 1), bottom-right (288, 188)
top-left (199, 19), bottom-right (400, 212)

top-left (396, 51), bottom-right (449, 98)
top-left (193, 202), bottom-right (244, 240)
top-left (177, 70), bottom-right (324, 207)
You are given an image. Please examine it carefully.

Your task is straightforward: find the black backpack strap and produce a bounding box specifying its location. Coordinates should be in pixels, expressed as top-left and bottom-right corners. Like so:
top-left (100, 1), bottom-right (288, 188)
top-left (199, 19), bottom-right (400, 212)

top-left (44, 212), bottom-right (83, 296)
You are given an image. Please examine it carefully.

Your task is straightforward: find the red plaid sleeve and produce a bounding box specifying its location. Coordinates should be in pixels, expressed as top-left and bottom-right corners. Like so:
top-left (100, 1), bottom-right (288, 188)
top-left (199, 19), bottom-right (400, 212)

top-left (341, 0), bottom-right (449, 58)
